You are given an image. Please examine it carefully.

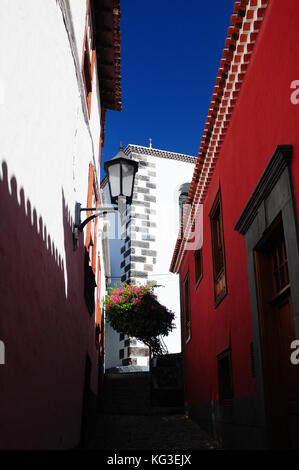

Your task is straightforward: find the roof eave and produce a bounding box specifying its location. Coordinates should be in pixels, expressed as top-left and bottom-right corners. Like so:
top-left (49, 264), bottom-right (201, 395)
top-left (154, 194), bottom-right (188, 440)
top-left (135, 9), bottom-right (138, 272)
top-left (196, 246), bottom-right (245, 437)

top-left (170, 0), bottom-right (269, 274)
top-left (94, 0), bottom-right (122, 112)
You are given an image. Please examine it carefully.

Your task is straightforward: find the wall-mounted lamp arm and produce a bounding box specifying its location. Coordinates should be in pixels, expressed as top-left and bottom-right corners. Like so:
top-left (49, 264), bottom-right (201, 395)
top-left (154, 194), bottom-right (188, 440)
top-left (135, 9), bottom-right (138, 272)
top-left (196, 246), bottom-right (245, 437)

top-left (74, 202), bottom-right (117, 234)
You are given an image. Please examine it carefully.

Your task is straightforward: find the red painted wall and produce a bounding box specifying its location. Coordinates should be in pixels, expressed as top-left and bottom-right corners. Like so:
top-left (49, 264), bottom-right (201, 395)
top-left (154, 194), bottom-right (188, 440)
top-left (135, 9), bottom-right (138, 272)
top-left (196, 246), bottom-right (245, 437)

top-left (180, 0), bottom-right (299, 408)
top-left (0, 162), bottom-right (99, 449)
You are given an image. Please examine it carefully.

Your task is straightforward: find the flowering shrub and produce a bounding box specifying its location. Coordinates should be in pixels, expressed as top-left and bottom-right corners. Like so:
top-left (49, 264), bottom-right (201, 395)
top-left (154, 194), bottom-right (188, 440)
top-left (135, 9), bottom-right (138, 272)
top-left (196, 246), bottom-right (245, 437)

top-left (104, 283), bottom-right (175, 355)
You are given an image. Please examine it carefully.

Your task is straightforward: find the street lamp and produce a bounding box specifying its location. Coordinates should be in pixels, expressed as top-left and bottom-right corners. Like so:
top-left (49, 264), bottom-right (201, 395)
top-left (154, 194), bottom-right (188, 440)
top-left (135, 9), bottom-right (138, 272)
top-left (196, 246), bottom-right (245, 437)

top-left (104, 143), bottom-right (138, 204)
top-left (73, 144), bottom-right (138, 241)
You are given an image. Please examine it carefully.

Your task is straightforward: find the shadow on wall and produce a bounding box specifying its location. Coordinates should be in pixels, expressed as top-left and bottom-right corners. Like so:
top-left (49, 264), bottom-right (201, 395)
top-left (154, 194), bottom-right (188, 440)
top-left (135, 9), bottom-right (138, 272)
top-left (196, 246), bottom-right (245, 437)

top-left (0, 161), bottom-right (101, 449)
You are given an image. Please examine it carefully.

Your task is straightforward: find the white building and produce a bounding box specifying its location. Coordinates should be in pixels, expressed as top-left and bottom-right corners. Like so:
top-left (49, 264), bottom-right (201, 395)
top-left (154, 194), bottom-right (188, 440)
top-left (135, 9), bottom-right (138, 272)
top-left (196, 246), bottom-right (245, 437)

top-left (0, 0), bottom-right (121, 449)
top-left (102, 143), bottom-right (196, 370)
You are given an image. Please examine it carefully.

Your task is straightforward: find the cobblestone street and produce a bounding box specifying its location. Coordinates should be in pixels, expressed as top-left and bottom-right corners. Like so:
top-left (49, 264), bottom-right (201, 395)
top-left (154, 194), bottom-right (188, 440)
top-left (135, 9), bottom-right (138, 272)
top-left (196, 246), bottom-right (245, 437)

top-left (90, 413), bottom-right (218, 450)
top-left (88, 373), bottom-right (219, 450)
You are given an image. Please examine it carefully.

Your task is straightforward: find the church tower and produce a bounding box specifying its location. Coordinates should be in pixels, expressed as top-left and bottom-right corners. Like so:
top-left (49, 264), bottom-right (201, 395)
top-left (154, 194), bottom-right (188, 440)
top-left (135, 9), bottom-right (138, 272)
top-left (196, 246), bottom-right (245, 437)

top-left (103, 142), bottom-right (196, 370)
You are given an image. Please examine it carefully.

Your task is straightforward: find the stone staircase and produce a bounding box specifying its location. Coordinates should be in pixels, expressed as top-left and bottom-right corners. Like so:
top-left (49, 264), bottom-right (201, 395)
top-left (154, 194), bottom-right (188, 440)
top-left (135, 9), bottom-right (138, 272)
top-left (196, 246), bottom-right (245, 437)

top-left (100, 372), bottom-right (184, 416)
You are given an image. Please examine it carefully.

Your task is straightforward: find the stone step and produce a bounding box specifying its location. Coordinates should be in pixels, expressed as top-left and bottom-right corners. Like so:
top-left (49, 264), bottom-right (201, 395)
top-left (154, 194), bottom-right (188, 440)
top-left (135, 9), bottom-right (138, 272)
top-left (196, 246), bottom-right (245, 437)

top-left (100, 406), bottom-right (185, 416)
top-left (103, 374), bottom-right (150, 393)
top-left (102, 396), bottom-right (151, 406)
top-left (101, 372), bottom-right (151, 415)
top-left (105, 372), bottom-right (150, 379)
top-left (103, 389), bottom-right (150, 395)
top-left (100, 403), bottom-right (151, 415)
top-left (100, 372), bottom-right (184, 417)
top-left (103, 385), bottom-right (150, 392)
top-left (104, 377), bottom-right (150, 387)
top-left (102, 396), bottom-right (151, 405)
top-left (104, 380), bottom-right (150, 389)
top-left (103, 396), bottom-right (150, 404)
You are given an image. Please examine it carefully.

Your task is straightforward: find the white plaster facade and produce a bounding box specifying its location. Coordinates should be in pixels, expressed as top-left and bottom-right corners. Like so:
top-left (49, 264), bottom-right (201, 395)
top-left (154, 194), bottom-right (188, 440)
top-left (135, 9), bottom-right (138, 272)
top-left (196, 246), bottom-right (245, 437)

top-left (0, 0), bottom-right (104, 300)
top-left (0, 0), bottom-right (119, 449)
top-left (0, 0), bottom-right (114, 319)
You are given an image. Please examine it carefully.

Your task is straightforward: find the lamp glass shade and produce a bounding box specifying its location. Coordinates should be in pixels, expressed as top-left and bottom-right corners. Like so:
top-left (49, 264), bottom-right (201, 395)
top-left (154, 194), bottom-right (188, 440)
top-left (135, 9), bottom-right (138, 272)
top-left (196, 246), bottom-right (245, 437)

top-left (107, 161), bottom-right (121, 199)
top-left (104, 147), bottom-right (139, 204)
top-left (122, 161), bottom-right (135, 198)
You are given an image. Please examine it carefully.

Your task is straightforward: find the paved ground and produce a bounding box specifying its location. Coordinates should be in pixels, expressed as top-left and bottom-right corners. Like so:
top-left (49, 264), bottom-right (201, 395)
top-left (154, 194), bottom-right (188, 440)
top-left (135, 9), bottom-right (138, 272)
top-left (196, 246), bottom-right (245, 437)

top-left (89, 372), bottom-right (220, 450)
top-left (89, 413), bottom-right (219, 450)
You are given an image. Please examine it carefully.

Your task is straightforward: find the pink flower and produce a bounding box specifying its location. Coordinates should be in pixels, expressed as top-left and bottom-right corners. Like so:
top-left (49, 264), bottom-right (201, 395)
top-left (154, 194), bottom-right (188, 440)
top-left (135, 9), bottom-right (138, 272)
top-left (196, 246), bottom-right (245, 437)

top-left (111, 294), bottom-right (120, 304)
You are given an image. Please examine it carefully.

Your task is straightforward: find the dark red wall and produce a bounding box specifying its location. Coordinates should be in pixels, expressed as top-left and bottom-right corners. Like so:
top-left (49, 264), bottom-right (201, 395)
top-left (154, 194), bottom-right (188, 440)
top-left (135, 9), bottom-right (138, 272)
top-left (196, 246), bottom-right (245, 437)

top-left (180, 0), bottom-right (299, 407)
top-left (0, 161), bottom-right (99, 449)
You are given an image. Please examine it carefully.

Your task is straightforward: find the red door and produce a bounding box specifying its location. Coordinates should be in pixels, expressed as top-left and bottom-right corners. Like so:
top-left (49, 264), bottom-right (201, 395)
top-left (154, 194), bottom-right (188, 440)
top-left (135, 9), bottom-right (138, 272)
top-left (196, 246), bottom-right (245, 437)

top-left (255, 217), bottom-right (299, 448)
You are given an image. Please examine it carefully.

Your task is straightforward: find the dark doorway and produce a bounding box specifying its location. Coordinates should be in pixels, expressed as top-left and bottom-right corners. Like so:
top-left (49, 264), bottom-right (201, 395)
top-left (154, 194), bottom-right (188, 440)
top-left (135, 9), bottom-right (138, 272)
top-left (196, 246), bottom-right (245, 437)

top-left (254, 215), bottom-right (299, 448)
top-left (80, 354), bottom-right (92, 448)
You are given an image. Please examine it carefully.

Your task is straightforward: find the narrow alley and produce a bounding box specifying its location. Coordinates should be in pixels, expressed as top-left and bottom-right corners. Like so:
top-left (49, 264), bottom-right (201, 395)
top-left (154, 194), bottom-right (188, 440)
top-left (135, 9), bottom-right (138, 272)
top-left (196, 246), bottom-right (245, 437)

top-left (2, 0), bottom-right (299, 452)
top-left (89, 373), bottom-right (219, 450)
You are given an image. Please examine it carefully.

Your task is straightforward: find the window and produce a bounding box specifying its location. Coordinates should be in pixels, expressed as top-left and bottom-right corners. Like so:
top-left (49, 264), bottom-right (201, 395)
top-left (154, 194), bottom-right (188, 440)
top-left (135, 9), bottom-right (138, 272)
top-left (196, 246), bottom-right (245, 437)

top-left (270, 224), bottom-right (289, 295)
top-left (84, 164), bottom-right (97, 315)
top-left (184, 273), bottom-right (191, 342)
top-left (83, 41), bottom-right (92, 96)
top-left (178, 183), bottom-right (190, 239)
top-left (96, 256), bottom-right (101, 305)
top-left (95, 255), bottom-right (102, 339)
top-left (86, 164), bottom-right (94, 250)
top-left (91, 196), bottom-right (99, 273)
top-left (194, 248), bottom-right (203, 287)
top-left (210, 191), bottom-right (227, 306)
top-left (82, 0), bottom-right (96, 114)
top-left (84, 250), bottom-right (97, 315)
top-left (217, 350), bottom-right (233, 402)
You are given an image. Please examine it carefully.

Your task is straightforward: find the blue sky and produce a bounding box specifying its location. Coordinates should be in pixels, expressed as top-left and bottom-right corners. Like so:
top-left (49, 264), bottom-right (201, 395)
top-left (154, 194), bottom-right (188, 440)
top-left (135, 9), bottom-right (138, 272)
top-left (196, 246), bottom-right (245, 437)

top-left (101, 0), bottom-right (234, 174)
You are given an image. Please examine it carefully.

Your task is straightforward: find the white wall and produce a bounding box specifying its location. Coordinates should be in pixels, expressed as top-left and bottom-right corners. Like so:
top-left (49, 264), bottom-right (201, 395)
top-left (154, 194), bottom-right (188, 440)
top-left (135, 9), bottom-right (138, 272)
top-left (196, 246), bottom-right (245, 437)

top-left (0, 0), bottom-right (105, 298)
top-left (146, 155), bottom-right (194, 353)
top-left (0, 0), bottom-right (106, 386)
top-left (0, 0), bottom-right (123, 449)
top-left (102, 148), bottom-right (194, 368)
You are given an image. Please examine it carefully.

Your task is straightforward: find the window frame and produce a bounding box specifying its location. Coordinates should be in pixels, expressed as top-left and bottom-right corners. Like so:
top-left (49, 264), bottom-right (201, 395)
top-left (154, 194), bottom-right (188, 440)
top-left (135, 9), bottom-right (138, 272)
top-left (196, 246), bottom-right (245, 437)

top-left (269, 221), bottom-right (290, 297)
top-left (194, 247), bottom-right (203, 288)
top-left (82, 0), bottom-right (96, 116)
top-left (85, 163), bottom-right (94, 250)
top-left (183, 272), bottom-right (191, 343)
top-left (210, 190), bottom-right (227, 307)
